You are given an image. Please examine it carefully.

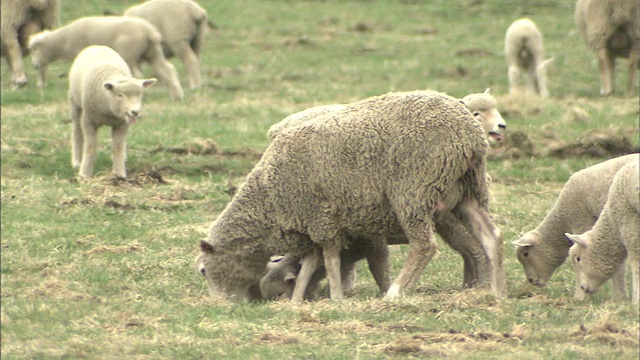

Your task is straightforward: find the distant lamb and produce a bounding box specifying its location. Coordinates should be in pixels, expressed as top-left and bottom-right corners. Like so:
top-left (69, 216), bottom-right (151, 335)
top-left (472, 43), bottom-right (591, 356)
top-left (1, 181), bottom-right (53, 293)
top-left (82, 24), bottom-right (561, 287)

top-left (125, 0), bottom-right (208, 89)
top-left (575, 0), bottom-right (639, 96)
top-left (504, 18), bottom-right (553, 98)
top-left (566, 161), bottom-right (639, 304)
top-left (1, 0), bottom-right (59, 88)
top-left (28, 16), bottom-right (183, 100)
top-left (513, 153), bottom-right (639, 297)
top-left (198, 90), bottom-right (503, 303)
top-left (69, 45), bottom-right (156, 179)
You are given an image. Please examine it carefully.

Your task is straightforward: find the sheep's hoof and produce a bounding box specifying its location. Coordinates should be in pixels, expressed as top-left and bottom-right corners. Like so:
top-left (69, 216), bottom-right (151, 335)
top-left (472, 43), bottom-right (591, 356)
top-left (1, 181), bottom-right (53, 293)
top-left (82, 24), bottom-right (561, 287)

top-left (13, 78), bottom-right (28, 89)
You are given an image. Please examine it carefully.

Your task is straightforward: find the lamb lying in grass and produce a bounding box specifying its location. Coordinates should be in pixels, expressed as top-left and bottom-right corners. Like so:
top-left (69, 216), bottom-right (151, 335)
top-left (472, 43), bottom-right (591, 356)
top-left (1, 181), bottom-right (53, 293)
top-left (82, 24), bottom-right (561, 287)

top-left (28, 16), bottom-right (182, 100)
top-left (69, 45), bottom-right (156, 179)
top-left (198, 90), bottom-right (503, 303)
top-left (513, 153), bottom-right (639, 298)
top-left (504, 18), bottom-right (554, 98)
top-left (566, 161), bottom-right (639, 303)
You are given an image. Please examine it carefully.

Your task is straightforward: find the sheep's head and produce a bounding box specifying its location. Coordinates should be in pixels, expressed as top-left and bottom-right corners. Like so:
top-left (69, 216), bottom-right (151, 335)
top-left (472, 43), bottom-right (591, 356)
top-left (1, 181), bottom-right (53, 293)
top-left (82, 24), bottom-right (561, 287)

top-left (259, 255), bottom-right (298, 300)
top-left (197, 240), bottom-right (263, 303)
top-left (565, 231), bottom-right (627, 299)
top-left (103, 78), bottom-right (156, 125)
top-left (461, 89), bottom-right (506, 145)
top-left (512, 230), bottom-right (559, 287)
top-left (27, 30), bottom-right (50, 68)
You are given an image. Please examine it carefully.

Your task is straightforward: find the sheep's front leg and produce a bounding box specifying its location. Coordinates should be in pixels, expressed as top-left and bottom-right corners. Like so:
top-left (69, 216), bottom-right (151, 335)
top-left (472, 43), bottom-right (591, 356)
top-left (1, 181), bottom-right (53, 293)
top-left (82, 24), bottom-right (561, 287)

top-left (384, 218), bottom-right (437, 300)
top-left (71, 105), bottom-right (84, 169)
top-left (79, 121), bottom-right (98, 179)
top-left (111, 124), bottom-right (129, 178)
top-left (323, 242), bottom-right (344, 300)
top-left (291, 249), bottom-right (320, 303)
top-left (610, 265), bottom-right (628, 301)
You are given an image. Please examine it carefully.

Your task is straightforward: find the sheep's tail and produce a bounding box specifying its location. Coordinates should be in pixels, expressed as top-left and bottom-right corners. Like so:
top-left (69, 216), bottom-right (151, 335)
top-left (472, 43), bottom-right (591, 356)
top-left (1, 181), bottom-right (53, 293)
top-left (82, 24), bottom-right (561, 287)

top-left (191, 7), bottom-right (208, 55)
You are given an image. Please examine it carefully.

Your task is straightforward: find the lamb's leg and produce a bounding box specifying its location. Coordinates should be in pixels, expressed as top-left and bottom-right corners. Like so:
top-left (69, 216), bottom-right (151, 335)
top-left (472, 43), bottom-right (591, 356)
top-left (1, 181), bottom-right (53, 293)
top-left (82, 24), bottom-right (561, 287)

top-left (631, 257), bottom-right (639, 305)
top-left (626, 48), bottom-right (638, 97)
top-left (71, 105), bottom-right (83, 169)
top-left (172, 41), bottom-right (201, 89)
top-left (597, 48), bottom-right (614, 96)
top-left (111, 124), bottom-right (129, 178)
top-left (508, 66), bottom-right (520, 95)
top-left (78, 121), bottom-right (98, 179)
top-left (291, 249), bottom-right (320, 303)
top-left (36, 64), bottom-right (48, 90)
top-left (149, 58), bottom-right (184, 101)
top-left (340, 262), bottom-right (357, 294)
top-left (362, 236), bottom-right (391, 293)
top-left (3, 28), bottom-right (28, 88)
top-left (525, 66), bottom-right (537, 95)
top-left (457, 199), bottom-right (506, 298)
top-left (384, 216), bottom-right (437, 300)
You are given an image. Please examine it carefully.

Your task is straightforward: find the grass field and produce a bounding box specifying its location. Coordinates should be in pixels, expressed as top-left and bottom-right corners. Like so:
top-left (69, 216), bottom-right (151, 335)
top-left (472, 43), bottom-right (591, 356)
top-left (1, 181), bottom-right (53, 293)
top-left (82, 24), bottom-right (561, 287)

top-left (2, 0), bottom-right (639, 359)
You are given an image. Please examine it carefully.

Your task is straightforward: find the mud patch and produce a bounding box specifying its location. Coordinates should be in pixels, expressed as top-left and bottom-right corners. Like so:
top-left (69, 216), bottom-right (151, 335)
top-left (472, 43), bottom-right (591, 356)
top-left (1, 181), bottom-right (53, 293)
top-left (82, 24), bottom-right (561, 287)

top-left (571, 315), bottom-right (638, 347)
top-left (256, 331), bottom-right (299, 345)
top-left (547, 130), bottom-right (638, 158)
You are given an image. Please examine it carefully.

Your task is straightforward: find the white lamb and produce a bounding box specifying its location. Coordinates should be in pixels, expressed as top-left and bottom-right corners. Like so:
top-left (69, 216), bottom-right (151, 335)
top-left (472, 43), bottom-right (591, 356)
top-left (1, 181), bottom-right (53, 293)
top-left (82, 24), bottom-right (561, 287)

top-left (125, 0), bottom-right (208, 89)
top-left (504, 18), bottom-right (554, 98)
top-left (28, 16), bottom-right (183, 100)
top-left (69, 45), bottom-right (156, 179)
top-left (512, 153), bottom-right (639, 298)
top-left (1, 0), bottom-right (59, 88)
top-left (198, 90), bottom-right (503, 303)
top-left (575, 0), bottom-right (639, 96)
top-left (566, 161), bottom-right (639, 303)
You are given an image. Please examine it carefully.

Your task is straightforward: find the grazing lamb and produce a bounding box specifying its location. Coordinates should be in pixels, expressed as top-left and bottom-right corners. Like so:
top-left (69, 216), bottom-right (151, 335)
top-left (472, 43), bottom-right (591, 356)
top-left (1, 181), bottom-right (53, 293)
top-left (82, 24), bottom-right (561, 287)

top-left (124, 0), bottom-right (208, 89)
top-left (504, 18), bottom-right (554, 98)
top-left (198, 90), bottom-right (503, 303)
top-left (260, 235), bottom-right (390, 300)
top-left (1, 0), bottom-right (59, 88)
top-left (512, 153), bottom-right (639, 297)
top-left (69, 45), bottom-right (156, 179)
top-left (566, 161), bottom-right (639, 303)
top-left (575, 0), bottom-right (639, 96)
top-left (28, 16), bottom-right (183, 100)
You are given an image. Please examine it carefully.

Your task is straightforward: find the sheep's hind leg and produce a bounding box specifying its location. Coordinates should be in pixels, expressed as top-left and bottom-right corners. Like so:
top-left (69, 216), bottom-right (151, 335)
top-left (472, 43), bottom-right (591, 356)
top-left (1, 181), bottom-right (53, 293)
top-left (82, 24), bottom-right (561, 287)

top-left (172, 41), bottom-right (201, 89)
top-left (323, 241), bottom-right (344, 300)
top-left (597, 49), bottom-right (614, 96)
top-left (626, 48), bottom-right (638, 96)
top-left (4, 29), bottom-right (27, 88)
top-left (291, 249), bottom-right (320, 303)
top-left (71, 105), bottom-right (83, 169)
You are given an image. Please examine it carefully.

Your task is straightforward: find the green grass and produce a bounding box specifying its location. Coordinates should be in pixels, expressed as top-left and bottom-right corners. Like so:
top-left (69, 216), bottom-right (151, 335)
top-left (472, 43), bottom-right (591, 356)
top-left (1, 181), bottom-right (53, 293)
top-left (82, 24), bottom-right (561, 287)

top-left (2, 0), bottom-right (639, 359)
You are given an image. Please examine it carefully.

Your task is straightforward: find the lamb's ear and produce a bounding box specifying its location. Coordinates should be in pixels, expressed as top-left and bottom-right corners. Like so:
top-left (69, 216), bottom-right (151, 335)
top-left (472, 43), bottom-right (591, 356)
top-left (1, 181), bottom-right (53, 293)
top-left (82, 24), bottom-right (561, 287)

top-left (284, 272), bottom-right (297, 285)
top-left (200, 240), bottom-right (216, 254)
top-left (565, 232), bottom-right (590, 248)
top-left (512, 231), bottom-right (540, 247)
top-left (104, 82), bottom-right (115, 91)
top-left (141, 78), bottom-right (157, 88)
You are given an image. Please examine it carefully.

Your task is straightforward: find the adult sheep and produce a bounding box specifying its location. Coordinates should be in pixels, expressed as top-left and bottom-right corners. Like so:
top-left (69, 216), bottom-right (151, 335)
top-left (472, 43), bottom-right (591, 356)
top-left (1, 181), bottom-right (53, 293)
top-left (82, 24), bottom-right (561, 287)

top-left (1, 0), bottom-right (59, 88)
top-left (198, 90), bottom-right (503, 303)
top-left (125, 0), bottom-right (208, 89)
top-left (566, 161), bottom-right (639, 304)
top-left (28, 16), bottom-right (183, 100)
top-left (575, 0), bottom-right (639, 96)
top-left (69, 45), bottom-right (156, 179)
top-left (504, 18), bottom-right (554, 98)
top-left (512, 153), bottom-right (639, 298)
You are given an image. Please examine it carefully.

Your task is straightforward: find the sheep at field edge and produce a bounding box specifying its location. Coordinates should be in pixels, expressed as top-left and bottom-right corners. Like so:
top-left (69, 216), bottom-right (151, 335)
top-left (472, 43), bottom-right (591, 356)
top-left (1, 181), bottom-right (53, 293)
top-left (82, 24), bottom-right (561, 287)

top-left (259, 91), bottom-right (510, 299)
top-left (575, 0), bottom-right (639, 96)
top-left (28, 16), bottom-right (183, 100)
top-left (124, 0), bottom-right (207, 89)
top-left (504, 18), bottom-right (554, 98)
top-left (512, 153), bottom-right (639, 298)
top-left (566, 161), bottom-right (639, 304)
top-left (1, 0), bottom-right (59, 88)
top-left (69, 45), bottom-right (156, 179)
top-left (259, 235), bottom-right (390, 300)
top-left (198, 90), bottom-right (503, 303)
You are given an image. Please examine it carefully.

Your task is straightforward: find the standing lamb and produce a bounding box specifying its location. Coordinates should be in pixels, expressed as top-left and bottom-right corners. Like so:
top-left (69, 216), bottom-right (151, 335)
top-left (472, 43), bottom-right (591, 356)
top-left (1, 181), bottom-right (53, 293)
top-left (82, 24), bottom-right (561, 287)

top-left (1, 0), bottom-right (59, 88)
top-left (566, 161), bottom-right (639, 303)
top-left (512, 153), bottom-right (639, 298)
top-left (69, 45), bottom-right (156, 179)
top-left (575, 0), bottom-right (639, 96)
top-left (28, 16), bottom-right (183, 100)
top-left (198, 90), bottom-right (503, 303)
top-left (504, 18), bottom-right (554, 98)
top-left (124, 0), bottom-right (208, 89)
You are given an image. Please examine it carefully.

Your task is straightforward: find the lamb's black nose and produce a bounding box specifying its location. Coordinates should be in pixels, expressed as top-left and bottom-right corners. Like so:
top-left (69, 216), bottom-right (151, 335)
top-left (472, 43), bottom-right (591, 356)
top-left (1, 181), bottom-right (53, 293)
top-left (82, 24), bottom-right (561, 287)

top-left (131, 110), bottom-right (139, 117)
top-left (498, 123), bottom-right (506, 129)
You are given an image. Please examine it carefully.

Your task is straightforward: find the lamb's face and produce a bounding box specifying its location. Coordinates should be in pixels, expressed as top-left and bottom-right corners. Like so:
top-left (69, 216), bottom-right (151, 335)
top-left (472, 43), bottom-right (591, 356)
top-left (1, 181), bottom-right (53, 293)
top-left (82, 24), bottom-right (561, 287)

top-left (461, 93), bottom-right (507, 145)
top-left (103, 79), bottom-right (156, 125)
top-left (259, 256), bottom-right (297, 300)
top-left (513, 231), bottom-right (555, 286)
top-left (568, 242), bottom-right (609, 297)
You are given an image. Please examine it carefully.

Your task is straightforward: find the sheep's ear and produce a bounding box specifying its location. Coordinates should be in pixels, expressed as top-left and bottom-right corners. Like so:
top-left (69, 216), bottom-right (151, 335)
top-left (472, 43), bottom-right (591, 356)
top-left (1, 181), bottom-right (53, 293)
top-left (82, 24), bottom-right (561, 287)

top-left (565, 232), bottom-right (590, 248)
top-left (200, 240), bottom-right (216, 254)
top-left (512, 231), bottom-right (540, 247)
top-left (141, 78), bottom-right (157, 88)
top-left (104, 82), bottom-right (115, 91)
top-left (484, 88), bottom-right (491, 94)
top-left (284, 272), bottom-right (297, 285)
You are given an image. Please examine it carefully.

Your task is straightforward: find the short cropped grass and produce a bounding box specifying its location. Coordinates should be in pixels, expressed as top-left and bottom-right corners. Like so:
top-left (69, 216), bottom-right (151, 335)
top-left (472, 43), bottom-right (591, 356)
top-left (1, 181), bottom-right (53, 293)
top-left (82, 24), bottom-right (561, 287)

top-left (2, 1), bottom-right (638, 359)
